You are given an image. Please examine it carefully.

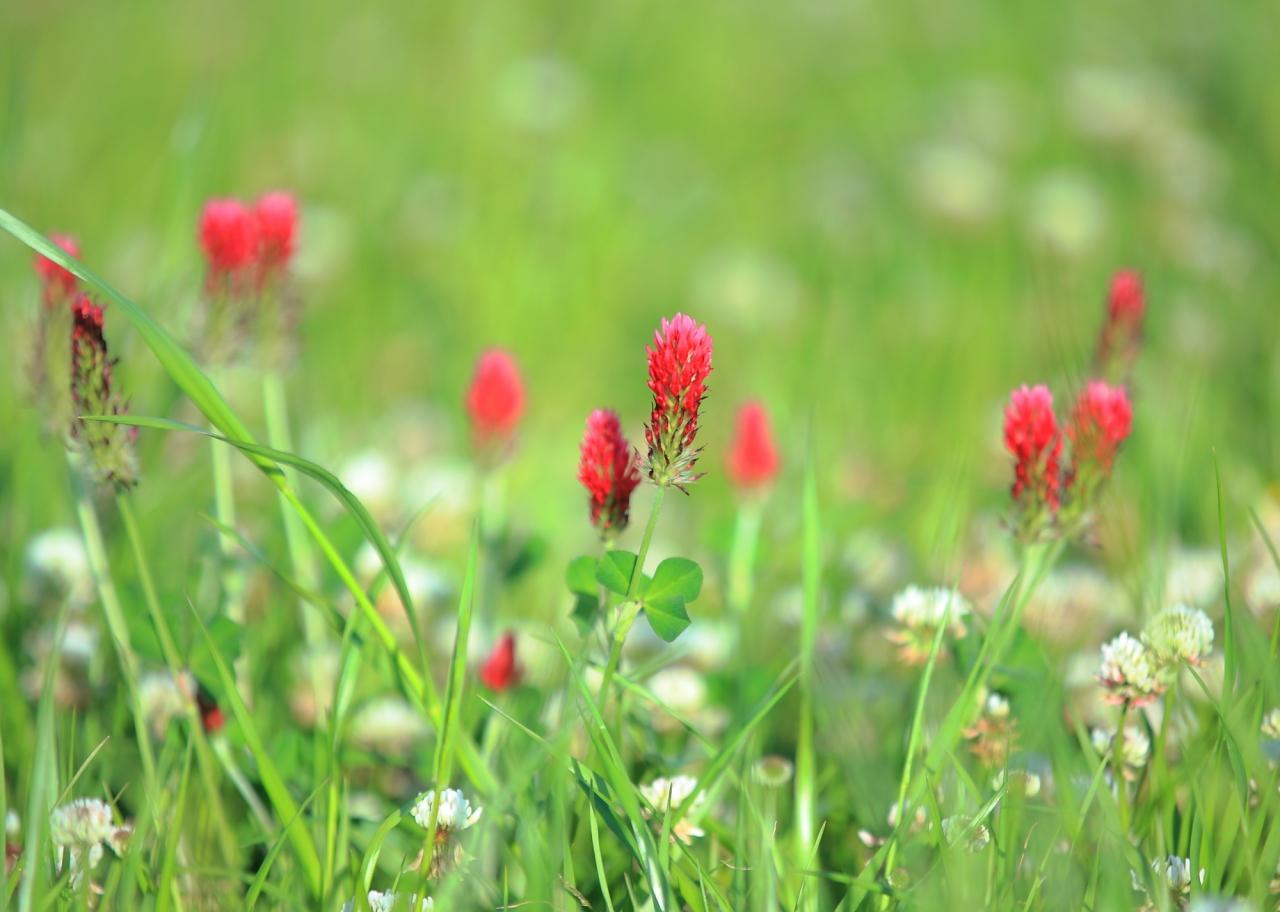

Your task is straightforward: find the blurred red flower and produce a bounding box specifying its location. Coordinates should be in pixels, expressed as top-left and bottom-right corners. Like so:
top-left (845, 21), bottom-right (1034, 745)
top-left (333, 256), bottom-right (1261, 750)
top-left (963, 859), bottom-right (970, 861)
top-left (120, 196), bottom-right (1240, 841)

top-left (1067, 381), bottom-right (1132, 478)
top-left (1004, 384), bottom-right (1061, 513)
top-left (727, 400), bottom-right (780, 491)
top-left (466, 348), bottom-right (525, 444)
top-left (199, 199), bottom-right (259, 287)
top-left (255, 191), bottom-right (299, 276)
top-left (480, 632), bottom-right (520, 691)
top-left (578, 408), bottom-right (642, 535)
top-left (33, 233), bottom-right (80, 305)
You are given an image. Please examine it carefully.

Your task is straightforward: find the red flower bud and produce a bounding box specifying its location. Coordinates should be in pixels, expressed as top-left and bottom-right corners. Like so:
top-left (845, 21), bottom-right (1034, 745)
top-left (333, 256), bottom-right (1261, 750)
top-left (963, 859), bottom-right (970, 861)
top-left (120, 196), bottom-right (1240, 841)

top-left (198, 199), bottom-right (259, 289)
top-left (1066, 380), bottom-right (1132, 493)
top-left (33, 234), bottom-right (80, 306)
top-left (466, 349), bottom-right (525, 446)
top-left (644, 313), bottom-right (713, 488)
top-left (480, 632), bottom-right (521, 691)
top-left (727, 400), bottom-right (779, 491)
top-left (1095, 269), bottom-right (1144, 381)
top-left (1003, 384), bottom-right (1061, 515)
top-left (254, 191), bottom-right (299, 276)
top-left (578, 408), bottom-right (642, 535)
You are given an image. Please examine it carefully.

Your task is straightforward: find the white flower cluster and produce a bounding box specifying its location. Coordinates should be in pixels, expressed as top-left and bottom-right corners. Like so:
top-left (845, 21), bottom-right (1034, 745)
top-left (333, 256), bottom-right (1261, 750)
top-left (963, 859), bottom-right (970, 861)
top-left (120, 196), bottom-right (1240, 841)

top-left (1091, 725), bottom-right (1151, 772)
top-left (49, 798), bottom-right (127, 880)
top-left (639, 775), bottom-right (706, 843)
top-left (1260, 707), bottom-right (1280, 741)
top-left (410, 788), bottom-right (481, 833)
top-left (1098, 632), bottom-right (1161, 704)
top-left (1143, 604), bottom-right (1214, 666)
top-left (1151, 854), bottom-right (1205, 895)
top-left (341, 891), bottom-right (434, 912)
top-left (891, 586), bottom-right (971, 634)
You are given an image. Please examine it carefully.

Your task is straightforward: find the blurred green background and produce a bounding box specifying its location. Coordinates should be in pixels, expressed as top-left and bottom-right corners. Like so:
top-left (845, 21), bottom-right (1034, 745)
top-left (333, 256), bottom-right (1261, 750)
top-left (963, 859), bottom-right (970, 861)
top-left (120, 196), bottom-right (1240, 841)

top-left (2, 0), bottom-right (1278, 587)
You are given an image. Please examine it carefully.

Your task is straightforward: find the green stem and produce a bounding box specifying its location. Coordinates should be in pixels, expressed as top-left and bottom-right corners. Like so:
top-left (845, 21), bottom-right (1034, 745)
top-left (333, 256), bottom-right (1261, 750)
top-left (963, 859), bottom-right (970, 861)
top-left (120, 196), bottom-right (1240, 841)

top-left (117, 492), bottom-right (241, 868)
top-left (1112, 702), bottom-right (1132, 836)
top-left (596, 485), bottom-right (667, 710)
top-left (69, 459), bottom-right (159, 802)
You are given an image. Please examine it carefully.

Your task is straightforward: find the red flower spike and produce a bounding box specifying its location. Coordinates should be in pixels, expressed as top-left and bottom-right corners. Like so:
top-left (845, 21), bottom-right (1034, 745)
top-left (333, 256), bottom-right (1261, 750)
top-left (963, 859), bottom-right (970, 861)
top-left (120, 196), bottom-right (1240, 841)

top-left (727, 400), bottom-right (780, 492)
top-left (198, 199), bottom-right (259, 289)
top-left (69, 294), bottom-right (138, 488)
top-left (1095, 269), bottom-right (1144, 381)
top-left (480, 632), bottom-right (521, 691)
top-left (1067, 380), bottom-right (1132, 487)
top-left (33, 234), bottom-right (80, 305)
top-left (196, 688), bottom-right (226, 734)
top-left (255, 191), bottom-right (299, 276)
top-left (466, 348), bottom-right (525, 445)
top-left (578, 408), bottom-right (642, 535)
top-left (1003, 384), bottom-right (1061, 514)
top-left (644, 312), bottom-right (713, 487)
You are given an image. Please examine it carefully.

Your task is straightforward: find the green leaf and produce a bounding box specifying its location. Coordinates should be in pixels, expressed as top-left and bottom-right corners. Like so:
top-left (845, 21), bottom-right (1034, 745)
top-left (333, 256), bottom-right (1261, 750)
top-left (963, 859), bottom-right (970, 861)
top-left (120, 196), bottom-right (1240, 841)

top-left (645, 557), bottom-right (703, 603)
top-left (566, 555), bottom-right (599, 596)
top-left (570, 595), bottom-right (599, 637)
top-left (596, 550), bottom-right (638, 596)
top-left (643, 596), bottom-right (691, 643)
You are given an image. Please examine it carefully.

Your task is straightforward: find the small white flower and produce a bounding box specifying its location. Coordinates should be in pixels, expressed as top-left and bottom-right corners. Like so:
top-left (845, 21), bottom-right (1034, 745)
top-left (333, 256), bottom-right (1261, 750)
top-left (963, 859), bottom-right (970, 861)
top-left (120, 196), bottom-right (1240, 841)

top-left (5, 809), bottom-right (19, 839)
top-left (341, 891), bottom-right (434, 912)
top-left (1152, 854), bottom-right (1205, 894)
top-left (1098, 632), bottom-right (1162, 704)
top-left (984, 692), bottom-right (1011, 720)
top-left (50, 798), bottom-right (114, 848)
top-left (138, 671), bottom-right (194, 738)
top-left (349, 696), bottom-right (430, 756)
top-left (891, 586), bottom-right (971, 633)
top-left (411, 788), bottom-right (481, 833)
top-left (1143, 604), bottom-right (1214, 667)
top-left (23, 528), bottom-right (92, 607)
top-left (640, 775), bottom-right (706, 843)
top-left (1091, 725), bottom-right (1151, 772)
top-left (1262, 707), bottom-right (1280, 740)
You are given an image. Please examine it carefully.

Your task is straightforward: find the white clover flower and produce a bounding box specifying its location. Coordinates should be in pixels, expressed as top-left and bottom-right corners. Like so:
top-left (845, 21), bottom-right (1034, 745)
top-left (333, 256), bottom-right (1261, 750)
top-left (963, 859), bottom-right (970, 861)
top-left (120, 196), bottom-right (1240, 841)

top-left (1098, 632), bottom-right (1162, 704)
top-left (1144, 604), bottom-right (1214, 667)
top-left (349, 696), bottom-right (430, 756)
top-left (138, 671), bottom-right (193, 738)
top-left (1152, 854), bottom-right (1205, 894)
top-left (640, 775), bottom-right (706, 844)
top-left (1165, 547), bottom-right (1223, 608)
top-left (411, 788), bottom-right (481, 834)
top-left (341, 891), bottom-right (433, 912)
top-left (891, 586), bottom-right (971, 633)
top-left (23, 528), bottom-right (92, 607)
top-left (50, 798), bottom-right (114, 848)
top-left (1091, 725), bottom-right (1151, 772)
top-left (984, 692), bottom-right (1011, 720)
top-left (1262, 708), bottom-right (1280, 740)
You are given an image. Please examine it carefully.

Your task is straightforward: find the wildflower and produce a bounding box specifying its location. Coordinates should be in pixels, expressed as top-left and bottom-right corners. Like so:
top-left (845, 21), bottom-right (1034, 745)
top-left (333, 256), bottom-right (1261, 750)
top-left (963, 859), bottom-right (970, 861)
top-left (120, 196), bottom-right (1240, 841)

top-left (411, 787), bottom-right (482, 878)
top-left (1140, 854), bottom-right (1204, 898)
top-left (887, 585), bottom-right (970, 666)
top-left (341, 892), bottom-right (434, 912)
top-left (1096, 269), bottom-right (1144, 380)
top-left (1064, 381), bottom-right (1132, 506)
top-left (196, 686), bottom-right (226, 735)
top-left (639, 775), bottom-right (706, 844)
top-left (726, 400), bottom-right (780, 492)
top-left (349, 696), bottom-right (430, 756)
top-left (23, 527), bottom-right (92, 607)
top-left (33, 233), bottom-right (80, 306)
top-left (138, 671), bottom-right (194, 738)
top-left (752, 755), bottom-right (795, 790)
top-left (69, 294), bottom-right (138, 489)
top-left (648, 665), bottom-right (728, 735)
top-left (1097, 631), bottom-right (1163, 705)
top-left (465, 348), bottom-right (525, 449)
top-left (644, 313), bottom-right (713, 488)
top-left (411, 788), bottom-right (483, 833)
top-left (577, 408), bottom-right (642, 535)
top-left (480, 632), bottom-right (520, 691)
top-left (49, 797), bottom-right (124, 881)
top-left (1261, 708), bottom-right (1280, 740)
top-left (1091, 725), bottom-right (1151, 777)
top-left (253, 191), bottom-right (299, 278)
top-left (198, 198), bottom-right (259, 290)
top-left (965, 690), bottom-right (1018, 766)
top-left (1004, 384), bottom-right (1062, 528)
top-left (1143, 604), bottom-right (1214, 668)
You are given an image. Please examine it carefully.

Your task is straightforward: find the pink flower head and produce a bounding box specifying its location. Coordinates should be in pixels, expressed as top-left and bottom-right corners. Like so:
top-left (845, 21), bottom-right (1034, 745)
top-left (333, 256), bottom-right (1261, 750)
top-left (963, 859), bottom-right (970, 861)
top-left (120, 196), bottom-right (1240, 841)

top-left (480, 632), bottom-right (521, 692)
top-left (254, 191), bottom-right (299, 276)
top-left (644, 313), bottom-right (713, 487)
top-left (1067, 380), bottom-right (1132, 489)
top-left (33, 234), bottom-right (80, 305)
top-left (466, 349), bottom-right (525, 445)
top-left (198, 198), bottom-right (259, 288)
top-left (727, 400), bottom-right (780, 492)
top-left (578, 408), bottom-right (642, 535)
top-left (1095, 269), bottom-right (1145, 381)
top-left (70, 294), bottom-right (138, 488)
top-left (1003, 384), bottom-right (1061, 514)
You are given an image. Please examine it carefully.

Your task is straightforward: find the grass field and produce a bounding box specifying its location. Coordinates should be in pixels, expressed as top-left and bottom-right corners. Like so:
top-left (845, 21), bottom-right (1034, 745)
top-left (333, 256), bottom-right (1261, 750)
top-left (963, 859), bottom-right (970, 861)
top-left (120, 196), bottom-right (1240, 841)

top-left (2, 1), bottom-right (1279, 909)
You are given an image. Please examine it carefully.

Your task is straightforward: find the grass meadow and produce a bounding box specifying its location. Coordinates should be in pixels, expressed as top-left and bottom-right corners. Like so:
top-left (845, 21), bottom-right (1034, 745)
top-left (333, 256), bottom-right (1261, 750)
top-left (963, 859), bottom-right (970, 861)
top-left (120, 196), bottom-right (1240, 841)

top-left (2, 1), bottom-right (1280, 910)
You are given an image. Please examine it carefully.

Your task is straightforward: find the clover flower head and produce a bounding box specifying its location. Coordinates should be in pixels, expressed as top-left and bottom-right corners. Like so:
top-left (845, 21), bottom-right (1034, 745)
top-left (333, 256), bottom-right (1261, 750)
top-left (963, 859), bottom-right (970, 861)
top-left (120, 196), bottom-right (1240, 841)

top-left (1143, 604), bottom-right (1214, 667)
top-left (466, 348), bottom-right (525, 448)
top-left (891, 586), bottom-right (970, 633)
top-left (644, 313), bottom-right (713, 488)
top-left (1098, 631), bottom-right (1163, 705)
top-left (411, 788), bottom-right (482, 834)
top-left (50, 798), bottom-right (114, 848)
top-left (23, 527), bottom-right (92, 607)
top-left (1153, 854), bottom-right (1204, 895)
top-left (578, 408), bottom-right (642, 535)
top-left (1092, 725), bottom-right (1151, 773)
top-left (640, 775), bottom-right (706, 843)
top-left (727, 400), bottom-right (780, 492)
top-left (1004, 384), bottom-right (1062, 518)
